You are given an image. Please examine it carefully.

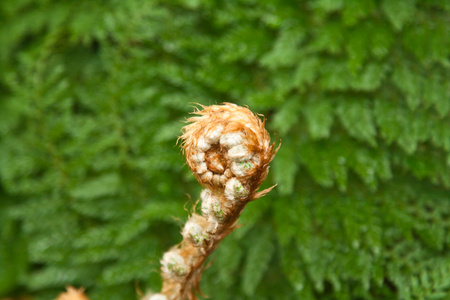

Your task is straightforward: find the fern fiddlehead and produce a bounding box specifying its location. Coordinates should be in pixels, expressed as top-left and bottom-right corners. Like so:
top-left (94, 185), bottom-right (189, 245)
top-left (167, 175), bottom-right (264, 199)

top-left (151, 103), bottom-right (279, 300)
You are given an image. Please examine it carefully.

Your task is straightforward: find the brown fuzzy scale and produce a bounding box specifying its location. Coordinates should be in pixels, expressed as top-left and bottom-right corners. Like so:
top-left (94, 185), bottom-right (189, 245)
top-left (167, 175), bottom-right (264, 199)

top-left (160, 103), bottom-right (279, 300)
top-left (56, 287), bottom-right (89, 300)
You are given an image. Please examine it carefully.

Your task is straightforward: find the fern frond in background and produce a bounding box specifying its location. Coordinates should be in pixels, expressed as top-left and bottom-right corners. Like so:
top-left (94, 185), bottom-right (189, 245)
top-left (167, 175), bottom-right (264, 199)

top-left (0, 0), bottom-right (449, 299)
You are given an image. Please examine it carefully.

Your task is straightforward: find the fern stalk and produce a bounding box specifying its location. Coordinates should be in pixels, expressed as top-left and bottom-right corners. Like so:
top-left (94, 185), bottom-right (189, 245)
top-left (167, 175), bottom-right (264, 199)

top-left (151, 103), bottom-right (279, 300)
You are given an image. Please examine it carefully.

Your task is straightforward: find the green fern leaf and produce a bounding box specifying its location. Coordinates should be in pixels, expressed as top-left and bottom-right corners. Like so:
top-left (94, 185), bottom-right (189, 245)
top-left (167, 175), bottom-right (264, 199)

top-left (337, 99), bottom-right (377, 146)
top-left (382, 0), bottom-right (416, 31)
top-left (241, 226), bottom-right (275, 296)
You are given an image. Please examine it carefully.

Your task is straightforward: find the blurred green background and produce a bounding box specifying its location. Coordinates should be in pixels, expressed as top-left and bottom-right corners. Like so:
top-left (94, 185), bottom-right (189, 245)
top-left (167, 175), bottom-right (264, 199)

top-left (0, 0), bottom-right (449, 299)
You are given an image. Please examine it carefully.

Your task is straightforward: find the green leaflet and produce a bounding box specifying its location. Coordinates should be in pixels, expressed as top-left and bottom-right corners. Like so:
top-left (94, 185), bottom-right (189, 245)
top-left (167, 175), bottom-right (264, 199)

top-left (303, 96), bottom-right (334, 139)
top-left (311, 0), bottom-right (344, 13)
top-left (280, 243), bottom-right (306, 293)
top-left (115, 201), bottom-right (185, 245)
top-left (369, 23), bottom-right (395, 59)
top-left (342, 0), bottom-right (376, 26)
top-left (273, 195), bottom-right (312, 247)
top-left (28, 265), bottom-right (100, 290)
top-left (403, 15), bottom-right (449, 66)
top-left (153, 121), bottom-right (184, 143)
top-left (271, 97), bottom-right (302, 135)
top-left (381, 0), bottom-right (417, 31)
top-left (70, 173), bottom-right (121, 200)
top-left (300, 141), bottom-right (334, 188)
top-left (350, 63), bottom-right (388, 91)
top-left (260, 23), bottom-right (305, 69)
top-left (101, 258), bottom-right (156, 284)
top-left (241, 225), bottom-right (275, 296)
top-left (206, 235), bottom-right (243, 289)
top-left (423, 72), bottom-right (450, 118)
top-left (217, 25), bottom-right (272, 63)
top-left (346, 24), bottom-right (371, 72)
top-left (392, 63), bottom-right (423, 110)
top-left (273, 139), bottom-right (298, 195)
top-left (307, 21), bottom-right (345, 55)
top-left (373, 100), bottom-right (436, 155)
top-left (293, 56), bottom-right (320, 90)
top-left (0, 203), bottom-right (28, 295)
top-left (87, 284), bottom-right (137, 300)
top-left (336, 98), bottom-right (377, 147)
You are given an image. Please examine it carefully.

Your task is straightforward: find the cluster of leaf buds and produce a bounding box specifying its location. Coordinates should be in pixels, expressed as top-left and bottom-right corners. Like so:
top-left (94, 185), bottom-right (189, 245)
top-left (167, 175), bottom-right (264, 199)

top-left (182, 103), bottom-right (276, 201)
top-left (159, 103), bottom-right (278, 299)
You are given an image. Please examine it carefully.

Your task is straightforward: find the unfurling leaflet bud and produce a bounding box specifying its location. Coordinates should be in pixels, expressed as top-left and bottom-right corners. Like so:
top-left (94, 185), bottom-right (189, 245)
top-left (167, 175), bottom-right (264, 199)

top-left (200, 189), bottom-right (214, 217)
top-left (225, 178), bottom-right (248, 200)
top-left (182, 218), bottom-right (209, 245)
top-left (161, 250), bottom-right (189, 277)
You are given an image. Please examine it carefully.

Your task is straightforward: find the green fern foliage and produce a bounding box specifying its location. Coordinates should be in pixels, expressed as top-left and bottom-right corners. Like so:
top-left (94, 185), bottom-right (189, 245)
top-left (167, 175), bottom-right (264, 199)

top-left (0, 0), bottom-right (449, 299)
